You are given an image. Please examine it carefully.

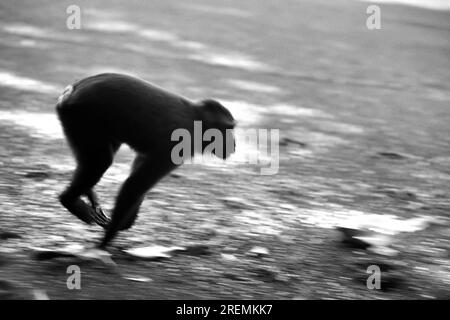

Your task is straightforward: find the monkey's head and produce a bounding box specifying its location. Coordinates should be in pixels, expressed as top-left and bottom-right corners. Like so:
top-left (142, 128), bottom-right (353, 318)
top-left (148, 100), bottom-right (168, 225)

top-left (196, 99), bottom-right (236, 159)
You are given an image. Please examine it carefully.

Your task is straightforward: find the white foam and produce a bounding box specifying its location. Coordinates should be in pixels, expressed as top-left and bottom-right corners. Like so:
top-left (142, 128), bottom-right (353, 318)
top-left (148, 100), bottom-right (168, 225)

top-left (172, 40), bottom-right (207, 50)
top-left (3, 24), bottom-right (47, 37)
top-left (226, 79), bottom-right (282, 94)
top-left (184, 4), bottom-right (252, 17)
top-left (189, 52), bottom-right (272, 72)
top-left (0, 71), bottom-right (60, 94)
top-left (357, 0), bottom-right (450, 10)
top-left (84, 20), bottom-right (208, 52)
top-left (85, 21), bottom-right (139, 33)
top-left (2, 23), bottom-right (86, 43)
top-left (0, 111), bottom-right (62, 138)
top-left (18, 39), bottom-right (39, 47)
top-left (267, 104), bottom-right (333, 118)
top-left (138, 29), bottom-right (179, 42)
top-left (286, 204), bottom-right (434, 235)
top-left (0, 38), bottom-right (48, 49)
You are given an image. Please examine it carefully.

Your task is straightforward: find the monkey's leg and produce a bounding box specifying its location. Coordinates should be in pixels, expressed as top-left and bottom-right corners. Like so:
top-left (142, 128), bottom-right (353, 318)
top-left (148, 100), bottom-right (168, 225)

top-left (59, 145), bottom-right (115, 226)
top-left (85, 189), bottom-right (110, 228)
top-left (99, 156), bottom-right (174, 248)
top-left (117, 155), bottom-right (147, 231)
top-left (117, 196), bottom-right (144, 231)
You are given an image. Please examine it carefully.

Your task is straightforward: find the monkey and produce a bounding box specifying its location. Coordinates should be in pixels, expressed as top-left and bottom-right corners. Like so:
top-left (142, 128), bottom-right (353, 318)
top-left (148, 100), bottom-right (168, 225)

top-left (56, 73), bottom-right (236, 249)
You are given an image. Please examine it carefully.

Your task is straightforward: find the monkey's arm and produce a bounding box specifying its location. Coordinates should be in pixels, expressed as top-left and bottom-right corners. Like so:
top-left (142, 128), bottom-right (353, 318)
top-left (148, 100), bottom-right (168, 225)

top-left (99, 155), bottom-right (175, 248)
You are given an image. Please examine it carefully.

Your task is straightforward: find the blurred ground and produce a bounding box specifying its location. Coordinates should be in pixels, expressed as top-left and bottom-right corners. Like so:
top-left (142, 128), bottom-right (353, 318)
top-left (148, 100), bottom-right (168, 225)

top-left (0, 0), bottom-right (449, 299)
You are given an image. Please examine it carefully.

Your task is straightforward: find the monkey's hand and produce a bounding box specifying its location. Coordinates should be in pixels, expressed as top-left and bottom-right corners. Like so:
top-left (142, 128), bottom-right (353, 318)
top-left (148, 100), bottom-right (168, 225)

top-left (91, 206), bottom-right (110, 229)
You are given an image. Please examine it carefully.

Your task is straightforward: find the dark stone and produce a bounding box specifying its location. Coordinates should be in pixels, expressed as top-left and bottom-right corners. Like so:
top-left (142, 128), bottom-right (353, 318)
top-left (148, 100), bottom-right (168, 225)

top-left (182, 245), bottom-right (211, 256)
top-left (23, 171), bottom-right (51, 180)
top-left (280, 138), bottom-right (307, 148)
top-left (377, 152), bottom-right (406, 160)
top-left (0, 231), bottom-right (22, 240)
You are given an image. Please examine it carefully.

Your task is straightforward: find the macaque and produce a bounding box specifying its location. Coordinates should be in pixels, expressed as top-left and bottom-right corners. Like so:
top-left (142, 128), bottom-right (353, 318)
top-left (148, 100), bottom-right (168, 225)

top-left (56, 73), bottom-right (236, 248)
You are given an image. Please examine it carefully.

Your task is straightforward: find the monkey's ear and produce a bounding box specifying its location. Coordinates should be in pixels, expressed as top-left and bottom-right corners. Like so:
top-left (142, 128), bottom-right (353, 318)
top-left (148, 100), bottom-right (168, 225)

top-left (198, 99), bottom-right (236, 128)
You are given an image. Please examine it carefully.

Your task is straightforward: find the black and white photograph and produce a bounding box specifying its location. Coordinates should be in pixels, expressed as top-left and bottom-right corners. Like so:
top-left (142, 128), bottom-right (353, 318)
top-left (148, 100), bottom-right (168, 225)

top-left (0, 0), bottom-right (449, 303)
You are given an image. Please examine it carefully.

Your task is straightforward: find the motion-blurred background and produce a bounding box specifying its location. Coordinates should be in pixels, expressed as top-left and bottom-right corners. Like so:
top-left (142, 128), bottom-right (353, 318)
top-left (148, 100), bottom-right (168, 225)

top-left (0, 0), bottom-right (449, 299)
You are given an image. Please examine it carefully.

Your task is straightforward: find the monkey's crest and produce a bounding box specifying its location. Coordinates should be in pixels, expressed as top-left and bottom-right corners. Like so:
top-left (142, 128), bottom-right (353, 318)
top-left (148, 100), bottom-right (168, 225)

top-left (57, 85), bottom-right (74, 106)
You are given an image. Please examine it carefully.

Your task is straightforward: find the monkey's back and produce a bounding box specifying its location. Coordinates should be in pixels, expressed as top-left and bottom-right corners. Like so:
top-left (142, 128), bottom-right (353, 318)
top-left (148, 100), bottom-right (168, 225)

top-left (57, 73), bottom-right (196, 154)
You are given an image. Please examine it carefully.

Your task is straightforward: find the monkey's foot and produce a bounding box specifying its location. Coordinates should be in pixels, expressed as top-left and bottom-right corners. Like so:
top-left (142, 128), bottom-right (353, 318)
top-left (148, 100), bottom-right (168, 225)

top-left (90, 206), bottom-right (110, 229)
